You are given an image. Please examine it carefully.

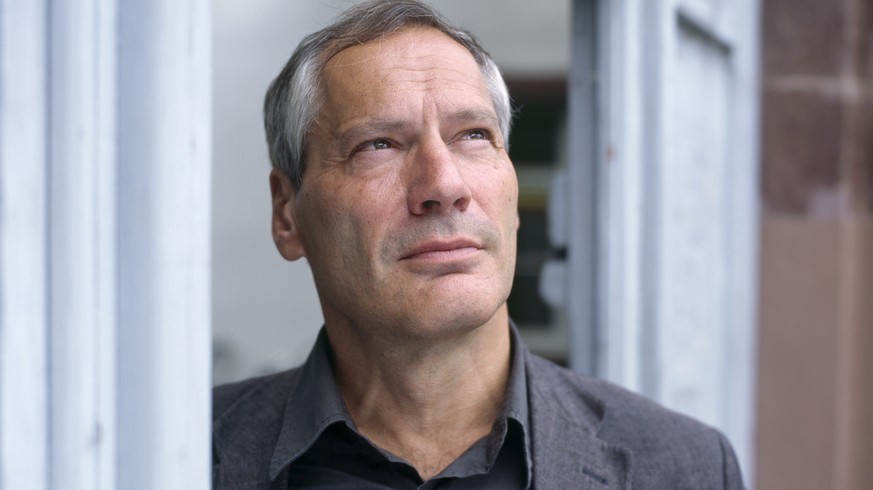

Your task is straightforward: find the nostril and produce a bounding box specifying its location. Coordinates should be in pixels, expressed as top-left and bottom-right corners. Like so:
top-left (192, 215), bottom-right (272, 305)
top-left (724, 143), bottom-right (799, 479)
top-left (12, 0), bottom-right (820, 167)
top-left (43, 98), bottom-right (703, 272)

top-left (423, 200), bottom-right (438, 209)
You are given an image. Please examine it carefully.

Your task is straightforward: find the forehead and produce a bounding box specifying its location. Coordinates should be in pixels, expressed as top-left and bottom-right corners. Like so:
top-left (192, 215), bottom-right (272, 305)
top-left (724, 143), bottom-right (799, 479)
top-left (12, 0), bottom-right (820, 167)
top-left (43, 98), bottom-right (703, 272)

top-left (319, 27), bottom-right (493, 119)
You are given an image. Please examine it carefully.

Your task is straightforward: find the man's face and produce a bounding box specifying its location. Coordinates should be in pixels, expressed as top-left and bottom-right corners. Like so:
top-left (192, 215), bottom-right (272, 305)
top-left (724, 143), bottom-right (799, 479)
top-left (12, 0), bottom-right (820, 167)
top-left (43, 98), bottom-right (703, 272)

top-left (272, 27), bottom-right (519, 340)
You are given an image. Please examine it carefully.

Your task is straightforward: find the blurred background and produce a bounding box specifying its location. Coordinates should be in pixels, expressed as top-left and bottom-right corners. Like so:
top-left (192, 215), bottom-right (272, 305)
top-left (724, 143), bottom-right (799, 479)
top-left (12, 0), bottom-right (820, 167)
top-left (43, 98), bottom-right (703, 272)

top-left (1, 0), bottom-right (870, 489)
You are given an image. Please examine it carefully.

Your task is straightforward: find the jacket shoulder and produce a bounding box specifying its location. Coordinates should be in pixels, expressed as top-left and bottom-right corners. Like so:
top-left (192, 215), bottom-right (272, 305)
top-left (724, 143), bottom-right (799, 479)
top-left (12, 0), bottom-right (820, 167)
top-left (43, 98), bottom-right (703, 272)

top-left (213, 371), bottom-right (296, 421)
top-left (212, 369), bottom-right (303, 488)
top-left (213, 368), bottom-right (302, 432)
top-left (527, 354), bottom-right (744, 489)
top-left (529, 353), bottom-right (715, 437)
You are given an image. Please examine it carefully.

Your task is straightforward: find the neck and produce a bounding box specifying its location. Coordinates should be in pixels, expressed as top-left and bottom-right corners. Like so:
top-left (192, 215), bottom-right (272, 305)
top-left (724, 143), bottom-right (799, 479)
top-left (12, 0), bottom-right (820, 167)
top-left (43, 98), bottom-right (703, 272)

top-left (325, 307), bottom-right (512, 480)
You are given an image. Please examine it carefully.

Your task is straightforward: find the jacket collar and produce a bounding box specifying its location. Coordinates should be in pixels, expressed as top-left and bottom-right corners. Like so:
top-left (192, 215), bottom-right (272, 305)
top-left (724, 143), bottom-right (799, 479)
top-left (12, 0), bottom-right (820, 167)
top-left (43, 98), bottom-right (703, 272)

top-left (526, 353), bottom-right (632, 489)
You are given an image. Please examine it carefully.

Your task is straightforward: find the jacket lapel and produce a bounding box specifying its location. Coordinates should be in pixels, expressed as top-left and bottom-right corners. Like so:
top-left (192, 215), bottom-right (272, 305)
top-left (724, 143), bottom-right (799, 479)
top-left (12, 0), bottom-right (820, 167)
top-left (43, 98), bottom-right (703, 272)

top-left (527, 356), bottom-right (632, 489)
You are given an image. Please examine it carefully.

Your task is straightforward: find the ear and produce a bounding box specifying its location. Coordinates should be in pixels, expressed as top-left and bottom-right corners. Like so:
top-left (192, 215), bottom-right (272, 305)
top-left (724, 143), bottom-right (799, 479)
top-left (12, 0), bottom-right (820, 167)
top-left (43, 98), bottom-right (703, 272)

top-left (270, 169), bottom-right (307, 261)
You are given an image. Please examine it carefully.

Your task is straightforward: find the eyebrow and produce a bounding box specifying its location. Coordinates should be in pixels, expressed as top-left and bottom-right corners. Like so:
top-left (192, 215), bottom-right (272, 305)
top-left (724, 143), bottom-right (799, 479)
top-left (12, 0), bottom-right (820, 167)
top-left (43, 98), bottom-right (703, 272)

top-left (334, 119), bottom-right (408, 153)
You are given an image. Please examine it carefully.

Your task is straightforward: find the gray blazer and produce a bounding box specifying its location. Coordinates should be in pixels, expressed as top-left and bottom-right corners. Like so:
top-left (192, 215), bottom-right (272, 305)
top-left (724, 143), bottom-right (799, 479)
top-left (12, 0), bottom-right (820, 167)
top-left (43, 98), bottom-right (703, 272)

top-left (213, 348), bottom-right (744, 489)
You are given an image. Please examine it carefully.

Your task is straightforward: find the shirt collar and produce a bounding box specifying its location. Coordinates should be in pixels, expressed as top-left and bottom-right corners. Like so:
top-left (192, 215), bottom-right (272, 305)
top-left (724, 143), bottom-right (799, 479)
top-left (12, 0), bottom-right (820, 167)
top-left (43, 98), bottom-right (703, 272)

top-left (504, 320), bottom-right (531, 443)
top-left (269, 328), bottom-right (353, 479)
top-left (505, 320), bottom-right (533, 487)
top-left (269, 322), bottom-right (532, 483)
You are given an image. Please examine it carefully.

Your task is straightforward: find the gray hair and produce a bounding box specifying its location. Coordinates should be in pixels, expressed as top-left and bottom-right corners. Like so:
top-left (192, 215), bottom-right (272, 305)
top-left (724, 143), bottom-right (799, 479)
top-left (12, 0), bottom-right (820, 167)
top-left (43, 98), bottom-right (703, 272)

top-left (263, 0), bottom-right (513, 189)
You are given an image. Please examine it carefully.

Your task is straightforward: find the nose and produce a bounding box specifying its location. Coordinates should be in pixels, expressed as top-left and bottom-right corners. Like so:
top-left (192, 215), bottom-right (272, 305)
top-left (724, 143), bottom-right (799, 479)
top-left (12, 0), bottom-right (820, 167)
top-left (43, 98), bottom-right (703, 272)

top-left (406, 141), bottom-right (472, 216)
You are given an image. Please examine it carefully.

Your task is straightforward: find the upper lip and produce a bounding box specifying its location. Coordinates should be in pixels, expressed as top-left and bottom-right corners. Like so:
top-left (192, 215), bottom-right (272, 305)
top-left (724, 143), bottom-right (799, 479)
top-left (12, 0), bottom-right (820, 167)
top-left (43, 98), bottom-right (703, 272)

top-left (400, 238), bottom-right (481, 259)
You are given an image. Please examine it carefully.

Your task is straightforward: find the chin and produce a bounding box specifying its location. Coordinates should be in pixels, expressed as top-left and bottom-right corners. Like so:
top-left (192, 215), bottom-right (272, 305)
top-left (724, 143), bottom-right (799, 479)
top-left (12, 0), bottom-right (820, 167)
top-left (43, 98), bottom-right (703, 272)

top-left (397, 297), bottom-right (507, 342)
top-left (374, 271), bottom-right (513, 340)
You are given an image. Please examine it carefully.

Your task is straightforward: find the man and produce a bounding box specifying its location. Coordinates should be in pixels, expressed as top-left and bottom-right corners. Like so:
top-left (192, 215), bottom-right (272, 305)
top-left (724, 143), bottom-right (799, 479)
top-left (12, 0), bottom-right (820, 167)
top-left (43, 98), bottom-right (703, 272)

top-left (212, 1), bottom-right (744, 488)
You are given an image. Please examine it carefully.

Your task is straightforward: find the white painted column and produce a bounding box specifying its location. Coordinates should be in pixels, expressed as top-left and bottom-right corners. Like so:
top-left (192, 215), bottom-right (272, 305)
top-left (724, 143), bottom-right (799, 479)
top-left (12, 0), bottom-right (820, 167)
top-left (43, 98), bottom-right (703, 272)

top-left (115, 0), bottom-right (212, 487)
top-left (0, 0), bottom-right (211, 487)
top-left (0, 0), bottom-right (49, 487)
top-left (48, 0), bottom-right (117, 487)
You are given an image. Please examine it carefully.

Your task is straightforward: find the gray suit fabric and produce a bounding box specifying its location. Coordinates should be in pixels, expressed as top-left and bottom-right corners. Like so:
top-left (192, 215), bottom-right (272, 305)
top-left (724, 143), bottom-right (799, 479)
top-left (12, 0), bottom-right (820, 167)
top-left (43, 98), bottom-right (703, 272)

top-left (212, 342), bottom-right (745, 489)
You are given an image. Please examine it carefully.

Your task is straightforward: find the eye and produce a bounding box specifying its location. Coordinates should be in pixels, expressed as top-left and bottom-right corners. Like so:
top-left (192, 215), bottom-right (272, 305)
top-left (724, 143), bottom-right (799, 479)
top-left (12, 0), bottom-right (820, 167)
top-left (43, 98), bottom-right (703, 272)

top-left (461, 129), bottom-right (490, 141)
top-left (354, 138), bottom-right (393, 153)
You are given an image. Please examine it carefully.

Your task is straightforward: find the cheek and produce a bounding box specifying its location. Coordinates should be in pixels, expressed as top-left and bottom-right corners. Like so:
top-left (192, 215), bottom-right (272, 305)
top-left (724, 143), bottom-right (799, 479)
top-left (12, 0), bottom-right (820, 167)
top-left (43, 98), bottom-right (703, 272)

top-left (300, 179), bottom-right (399, 260)
top-left (496, 171), bottom-right (520, 245)
top-left (295, 186), bottom-right (351, 261)
top-left (484, 167), bottom-right (519, 221)
top-left (354, 173), bottom-right (406, 230)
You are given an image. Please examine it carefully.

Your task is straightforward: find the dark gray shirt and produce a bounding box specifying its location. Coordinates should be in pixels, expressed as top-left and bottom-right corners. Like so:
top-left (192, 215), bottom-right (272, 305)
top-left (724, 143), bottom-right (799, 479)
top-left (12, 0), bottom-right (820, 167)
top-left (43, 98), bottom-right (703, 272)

top-left (270, 326), bottom-right (533, 489)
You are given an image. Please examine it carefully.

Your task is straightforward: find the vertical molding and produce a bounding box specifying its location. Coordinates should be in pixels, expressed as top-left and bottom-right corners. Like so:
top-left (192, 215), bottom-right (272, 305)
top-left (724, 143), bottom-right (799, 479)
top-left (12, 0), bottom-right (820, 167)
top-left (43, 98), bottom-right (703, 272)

top-left (597, 0), bottom-right (648, 392)
top-left (722, 0), bottom-right (761, 483)
top-left (116, 0), bottom-right (212, 487)
top-left (0, 0), bottom-right (49, 488)
top-left (650, 0), bottom-right (677, 412)
top-left (637, 0), bottom-right (666, 402)
top-left (48, 0), bottom-right (117, 488)
top-left (567, 0), bottom-right (600, 374)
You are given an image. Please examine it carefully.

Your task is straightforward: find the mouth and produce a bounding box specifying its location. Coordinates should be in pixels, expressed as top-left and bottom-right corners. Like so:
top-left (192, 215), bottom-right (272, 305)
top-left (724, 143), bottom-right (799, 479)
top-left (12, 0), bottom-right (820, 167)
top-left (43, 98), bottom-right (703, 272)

top-left (400, 238), bottom-right (482, 261)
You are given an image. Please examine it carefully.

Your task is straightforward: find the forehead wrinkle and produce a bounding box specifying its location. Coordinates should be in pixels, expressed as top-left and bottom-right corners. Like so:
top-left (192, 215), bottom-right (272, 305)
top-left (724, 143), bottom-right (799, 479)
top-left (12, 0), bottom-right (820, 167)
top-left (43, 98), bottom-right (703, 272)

top-left (334, 87), bottom-right (495, 136)
top-left (378, 51), bottom-right (483, 81)
top-left (323, 42), bottom-right (385, 95)
top-left (324, 30), bottom-right (483, 96)
top-left (445, 108), bottom-right (500, 127)
top-left (327, 39), bottom-right (386, 71)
